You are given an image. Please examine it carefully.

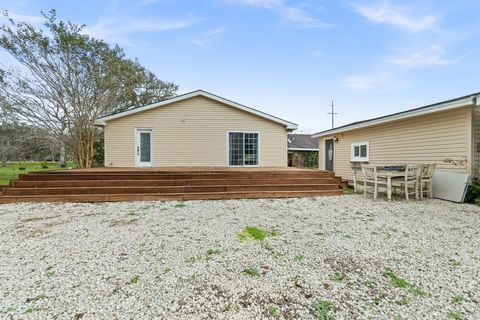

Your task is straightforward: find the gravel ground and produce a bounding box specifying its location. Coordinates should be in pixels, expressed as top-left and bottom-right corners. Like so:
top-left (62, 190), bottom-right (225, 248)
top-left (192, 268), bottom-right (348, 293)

top-left (0, 195), bottom-right (479, 320)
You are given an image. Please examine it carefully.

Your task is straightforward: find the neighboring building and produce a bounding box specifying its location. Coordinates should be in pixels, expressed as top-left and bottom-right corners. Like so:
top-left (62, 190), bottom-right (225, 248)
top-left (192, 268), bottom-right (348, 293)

top-left (287, 134), bottom-right (319, 168)
top-left (95, 90), bottom-right (297, 167)
top-left (312, 92), bottom-right (480, 181)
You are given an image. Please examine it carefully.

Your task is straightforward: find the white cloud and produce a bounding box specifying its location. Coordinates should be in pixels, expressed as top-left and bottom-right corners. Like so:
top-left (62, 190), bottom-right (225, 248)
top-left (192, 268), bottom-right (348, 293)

top-left (235, 0), bottom-right (330, 28)
top-left (1, 11), bottom-right (45, 26)
top-left (344, 72), bottom-right (403, 92)
top-left (181, 27), bottom-right (227, 47)
top-left (388, 45), bottom-right (457, 67)
top-left (84, 15), bottom-right (201, 41)
top-left (279, 6), bottom-right (330, 28)
top-left (353, 1), bottom-right (439, 32)
top-left (389, 53), bottom-right (454, 67)
top-left (238, 0), bottom-right (282, 9)
top-left (135, 0), bottom-right (158, 5)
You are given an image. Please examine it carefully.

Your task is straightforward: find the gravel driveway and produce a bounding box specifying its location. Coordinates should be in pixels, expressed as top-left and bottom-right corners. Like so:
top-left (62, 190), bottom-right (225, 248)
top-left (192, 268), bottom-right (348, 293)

top-left (0, 195), bottom-right (479, 319)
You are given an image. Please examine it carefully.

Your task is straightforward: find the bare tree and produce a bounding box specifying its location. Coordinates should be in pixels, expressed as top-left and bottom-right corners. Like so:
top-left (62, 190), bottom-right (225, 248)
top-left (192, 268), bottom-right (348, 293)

top-left (0, 10), bottom-right (178, 167)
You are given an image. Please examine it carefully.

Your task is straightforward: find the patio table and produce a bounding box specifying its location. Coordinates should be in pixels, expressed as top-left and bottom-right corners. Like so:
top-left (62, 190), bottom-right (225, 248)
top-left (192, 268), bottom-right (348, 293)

top-left (376, 169), bottom-right (405, 201)
top-left (352, 165), bottom-right (406, 200)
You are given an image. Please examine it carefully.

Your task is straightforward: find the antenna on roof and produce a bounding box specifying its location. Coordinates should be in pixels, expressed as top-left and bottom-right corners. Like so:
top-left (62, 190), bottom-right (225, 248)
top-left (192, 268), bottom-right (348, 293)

top-left (327, 100), bottom-right (338, 128)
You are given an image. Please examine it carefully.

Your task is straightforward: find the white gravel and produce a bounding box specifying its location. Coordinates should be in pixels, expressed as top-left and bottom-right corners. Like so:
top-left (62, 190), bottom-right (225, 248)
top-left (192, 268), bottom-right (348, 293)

top-left (0, 195), bottom-right (479, 320)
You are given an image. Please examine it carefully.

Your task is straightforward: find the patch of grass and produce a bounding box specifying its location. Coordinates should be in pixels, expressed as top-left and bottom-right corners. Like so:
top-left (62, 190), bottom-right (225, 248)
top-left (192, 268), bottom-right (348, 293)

top-left (238, 226), bottom-right (268, 241)
top-left (364, 278), bottom-right (374, 288)
top-left (266, 306), bottom-right (279, 317)
top-left (0, 161), bottom-right (76, 185)
top-left (185, 256), bottom-right (199, 264)
top-left (312, 300), bottom-right (335, 320)
top-left (25, 307), bottom-right (42, 314)
top-left (45, 266), bottom-right (55, 277)
top-left (173, 202), bottom-right (187, 208)
top-left (450, 259), bottom-right (462, 267)
top-left (451, 294), bottom-right (464, 304)
top-left (182, 274), bottom-right (196, 284)
top-left (206, 248), bottom-right (222, 256)
top-left (129, 275), bottom-right (140, 284)
top-left (243, 267), bottom-right (260, 277)
top-left (128, 211), bottom-right (139, 216)
top-left (272, 251), bottom-right (285, 260)
top-left (408, 286), bottom-right (427, 297)
top-left (270, 230), bottom-right (279, 237)
top-left (330, 274), bottom-right (343, 283)
top-left (1, 307), bottom-right (15, 314)
top-left (237, 226), bottom-right (277, 242)
top-left (294, 255), bottom-right (305, 261)
top-left (383, 268), bottom-right (409, 288)
top-left (223, 303), bottom-right (233, 311)
top-left (291, 275), bottom-right (302, 288)
top-left (163, 267), bottom-right (172, 274)
top-left (395, 298), bottom-right (410, 305)
top-left (32, 293), bottom-right (47, 302)
top-left (448, 310), bottom-right (462, 320)
top-left (372, 292), bottom-right (387, 305)
top-left (383, 268), bottom-right (427, 298)
top-left (343, 187), bottom-right (355, 194)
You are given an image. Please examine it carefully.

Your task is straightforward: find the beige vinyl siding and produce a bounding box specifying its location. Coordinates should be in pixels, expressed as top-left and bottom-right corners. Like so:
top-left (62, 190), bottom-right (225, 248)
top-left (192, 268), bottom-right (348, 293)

top-left (318, 107), bottom-right (474, 181)
top-left (104, 95), bottom-right (287, 167)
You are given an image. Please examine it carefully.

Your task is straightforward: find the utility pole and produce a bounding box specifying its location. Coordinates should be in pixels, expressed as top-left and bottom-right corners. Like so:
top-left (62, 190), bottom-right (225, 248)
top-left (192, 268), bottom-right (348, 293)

top-left (327, 100), bottom-right (338, 128)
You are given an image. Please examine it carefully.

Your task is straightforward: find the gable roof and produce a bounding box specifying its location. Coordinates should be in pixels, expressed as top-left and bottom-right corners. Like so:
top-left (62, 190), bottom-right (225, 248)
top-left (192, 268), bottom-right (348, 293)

top-left (312, 92), bottom-right (480, 138)
top-left (95, 90), bottom-right (298, 130)
top-left (288, 134), bottom-right (319, 151)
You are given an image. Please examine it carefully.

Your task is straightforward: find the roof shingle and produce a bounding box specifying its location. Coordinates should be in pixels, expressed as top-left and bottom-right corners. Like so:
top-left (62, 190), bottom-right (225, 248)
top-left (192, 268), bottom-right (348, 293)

top-left (288, 134), bottom-right (319, 150)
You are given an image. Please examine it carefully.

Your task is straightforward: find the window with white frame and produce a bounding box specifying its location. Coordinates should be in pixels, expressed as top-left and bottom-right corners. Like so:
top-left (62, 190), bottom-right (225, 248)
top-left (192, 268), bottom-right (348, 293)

top-left (351, 142), bottom-right (369, 161)
top-left (228, 131), bottom-right (259, 166)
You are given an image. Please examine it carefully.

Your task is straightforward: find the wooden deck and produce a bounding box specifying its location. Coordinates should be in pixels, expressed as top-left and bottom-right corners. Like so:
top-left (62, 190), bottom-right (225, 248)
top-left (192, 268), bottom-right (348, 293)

top-left (0, 167), bottom-right (344, 203)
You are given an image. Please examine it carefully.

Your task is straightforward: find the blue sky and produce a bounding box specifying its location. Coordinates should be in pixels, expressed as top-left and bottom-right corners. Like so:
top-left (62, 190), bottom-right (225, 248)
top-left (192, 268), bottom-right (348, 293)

top-left (1, 0), bottom-right (480, 133)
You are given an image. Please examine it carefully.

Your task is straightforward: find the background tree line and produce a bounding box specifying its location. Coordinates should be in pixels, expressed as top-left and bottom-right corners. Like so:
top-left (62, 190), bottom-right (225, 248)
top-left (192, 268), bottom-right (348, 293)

top-left (0, 99), bottom-right (58, 166)
top-left (0, 10), bottom-right (178, 168)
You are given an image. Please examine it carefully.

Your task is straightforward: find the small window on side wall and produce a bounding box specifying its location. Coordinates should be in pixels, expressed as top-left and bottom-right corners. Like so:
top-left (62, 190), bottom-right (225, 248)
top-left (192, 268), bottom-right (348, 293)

top-left (351, 142), bottom-right (369, 162)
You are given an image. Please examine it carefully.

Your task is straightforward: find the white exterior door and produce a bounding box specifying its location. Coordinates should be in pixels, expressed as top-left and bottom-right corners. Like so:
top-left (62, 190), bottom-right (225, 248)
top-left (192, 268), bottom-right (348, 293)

top-left (135, 129), bottom-right (152, 167)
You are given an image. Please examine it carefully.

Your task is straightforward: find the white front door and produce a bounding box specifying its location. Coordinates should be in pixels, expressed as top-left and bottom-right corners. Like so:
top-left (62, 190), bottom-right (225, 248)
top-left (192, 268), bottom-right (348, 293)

top-left (135, 129), bottom-right (152, 167)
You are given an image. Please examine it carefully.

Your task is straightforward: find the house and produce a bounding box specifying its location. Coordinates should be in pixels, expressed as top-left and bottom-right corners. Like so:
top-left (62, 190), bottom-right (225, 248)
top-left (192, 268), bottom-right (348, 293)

top-left (312, 92), bottom-right (480, 182)
top-left (287, 134), bottom-right (319, 168)
top-left (95, 90), bottom-right (297, 167)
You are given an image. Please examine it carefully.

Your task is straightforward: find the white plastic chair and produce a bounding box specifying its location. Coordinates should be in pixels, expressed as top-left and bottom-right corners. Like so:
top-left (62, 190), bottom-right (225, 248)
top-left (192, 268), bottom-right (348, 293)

top-left (420, 163), bottom-right (436, 199)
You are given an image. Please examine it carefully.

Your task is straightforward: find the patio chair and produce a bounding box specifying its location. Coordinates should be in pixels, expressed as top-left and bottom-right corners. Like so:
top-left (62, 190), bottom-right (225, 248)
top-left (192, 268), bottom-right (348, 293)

top-left (397, 164), bottom-right (423, 201)
top-left (420, 163), bottom-right (436, 199)
top-left (361, 164), bottom-right (387, 200)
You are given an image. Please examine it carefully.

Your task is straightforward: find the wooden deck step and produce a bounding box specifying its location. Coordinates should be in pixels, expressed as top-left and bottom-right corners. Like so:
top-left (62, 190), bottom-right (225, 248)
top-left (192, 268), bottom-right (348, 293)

top-left (3, 184), bottom-right (340, 196)
top-left (1, 168), bottom-right (345, 203)
top-left (0, 189), bottom-right (343, 203)
top-left (11, 178), bottom-right (337, 188)
top-left (20, 172), bottom-right (335, 181)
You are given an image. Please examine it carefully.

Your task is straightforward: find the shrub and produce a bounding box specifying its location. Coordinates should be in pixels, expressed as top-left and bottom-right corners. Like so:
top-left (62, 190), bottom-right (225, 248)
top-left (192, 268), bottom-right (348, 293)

top-left (18, 161), bottom-right (26, 170)
top-left (464, 178), bottom-right (480, 204)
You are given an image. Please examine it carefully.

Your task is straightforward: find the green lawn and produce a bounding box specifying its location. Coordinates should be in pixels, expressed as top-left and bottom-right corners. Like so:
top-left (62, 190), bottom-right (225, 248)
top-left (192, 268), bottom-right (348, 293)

top-left (0, 162), bottom-right (77, 185)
